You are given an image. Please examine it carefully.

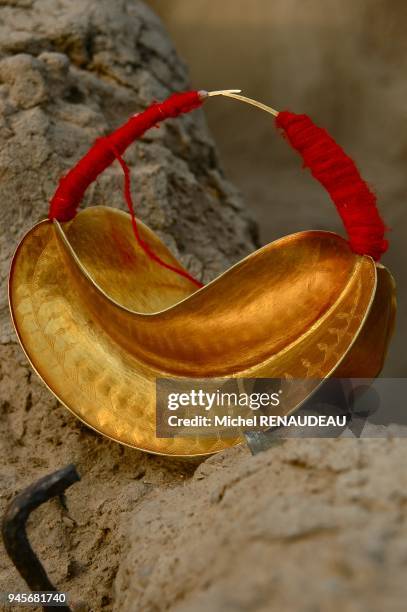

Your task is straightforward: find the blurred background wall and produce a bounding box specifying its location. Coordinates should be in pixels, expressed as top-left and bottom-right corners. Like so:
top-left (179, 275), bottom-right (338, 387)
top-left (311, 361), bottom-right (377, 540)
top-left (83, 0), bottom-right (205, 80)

top-left (148, 0), bottom-right (407, 376)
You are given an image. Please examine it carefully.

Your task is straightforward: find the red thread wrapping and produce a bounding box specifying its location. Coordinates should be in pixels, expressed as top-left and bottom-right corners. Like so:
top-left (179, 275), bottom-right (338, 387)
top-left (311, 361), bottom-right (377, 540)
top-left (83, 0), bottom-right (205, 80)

top-left (49, 91), bottom-right (202, 222)
top-left (275, 111), bottom-right (388, 261)
top-left (49, 90), bottom-right (204, 287)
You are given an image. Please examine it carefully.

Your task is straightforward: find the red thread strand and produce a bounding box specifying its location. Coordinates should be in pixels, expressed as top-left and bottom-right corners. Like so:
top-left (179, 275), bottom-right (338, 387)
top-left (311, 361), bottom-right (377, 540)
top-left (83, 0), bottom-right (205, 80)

top-left (275, 111), bottom-right (388, 261)
top-left (110, 144), bottom-right (204, 288)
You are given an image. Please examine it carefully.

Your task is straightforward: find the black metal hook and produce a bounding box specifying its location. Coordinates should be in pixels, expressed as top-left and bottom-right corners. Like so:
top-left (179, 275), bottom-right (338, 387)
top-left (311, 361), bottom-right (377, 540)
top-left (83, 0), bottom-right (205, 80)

top-left (2, 464), bottom-right (80, 611)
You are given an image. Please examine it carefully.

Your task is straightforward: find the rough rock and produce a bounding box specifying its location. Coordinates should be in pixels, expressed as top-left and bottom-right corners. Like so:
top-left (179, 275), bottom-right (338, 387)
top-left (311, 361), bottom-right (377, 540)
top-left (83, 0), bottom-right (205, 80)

top-left (115, 439), bottom-right (407, 612)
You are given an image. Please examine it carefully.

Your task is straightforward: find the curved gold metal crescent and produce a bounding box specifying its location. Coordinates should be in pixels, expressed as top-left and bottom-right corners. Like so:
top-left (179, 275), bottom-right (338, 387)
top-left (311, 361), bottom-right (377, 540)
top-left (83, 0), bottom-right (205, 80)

top-left (9, 206), bottom-right (395, 456)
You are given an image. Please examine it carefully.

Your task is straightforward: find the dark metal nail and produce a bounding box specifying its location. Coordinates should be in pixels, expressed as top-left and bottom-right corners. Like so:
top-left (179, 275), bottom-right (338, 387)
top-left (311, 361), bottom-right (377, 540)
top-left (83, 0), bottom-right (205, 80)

top-left (2, 464), bottom-right (80, 611)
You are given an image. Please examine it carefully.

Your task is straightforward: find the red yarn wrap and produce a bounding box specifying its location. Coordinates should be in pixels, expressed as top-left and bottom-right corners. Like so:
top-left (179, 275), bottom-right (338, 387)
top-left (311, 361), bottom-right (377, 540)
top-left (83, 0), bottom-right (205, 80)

top-left (49, 91), bottom-right (202, 222)
top-left (49, 92), bottom-right (387, 289)
top-left (49, 90), bottom-right (204, 287)
top-left (275, 111), bottom-right (388, 261)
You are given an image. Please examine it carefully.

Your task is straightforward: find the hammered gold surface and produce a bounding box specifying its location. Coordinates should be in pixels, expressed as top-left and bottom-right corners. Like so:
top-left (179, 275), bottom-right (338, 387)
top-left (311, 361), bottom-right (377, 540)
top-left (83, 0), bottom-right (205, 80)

top-left (335, 264), bottom-right (396, 378)
top-left (9, 207), bottom-right (378, 455)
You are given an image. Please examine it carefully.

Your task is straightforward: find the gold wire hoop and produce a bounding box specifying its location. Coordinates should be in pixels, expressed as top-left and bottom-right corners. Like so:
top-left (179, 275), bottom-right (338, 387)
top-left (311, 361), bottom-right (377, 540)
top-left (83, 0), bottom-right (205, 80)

top-left (202, 89), bottom-right (279, 117)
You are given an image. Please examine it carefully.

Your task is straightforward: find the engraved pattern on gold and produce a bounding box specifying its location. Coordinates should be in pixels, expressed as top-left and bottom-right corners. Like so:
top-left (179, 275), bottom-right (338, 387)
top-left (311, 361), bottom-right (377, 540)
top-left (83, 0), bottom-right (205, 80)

top-left (9, 207), bottom-right (381, 456)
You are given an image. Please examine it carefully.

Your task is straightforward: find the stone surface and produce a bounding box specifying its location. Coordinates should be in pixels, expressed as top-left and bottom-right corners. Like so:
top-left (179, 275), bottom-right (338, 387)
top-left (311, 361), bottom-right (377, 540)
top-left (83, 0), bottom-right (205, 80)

top-left (115, 439), bottom-right (407, 612)
top-left (0, 2), bottom-right (405, 612)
